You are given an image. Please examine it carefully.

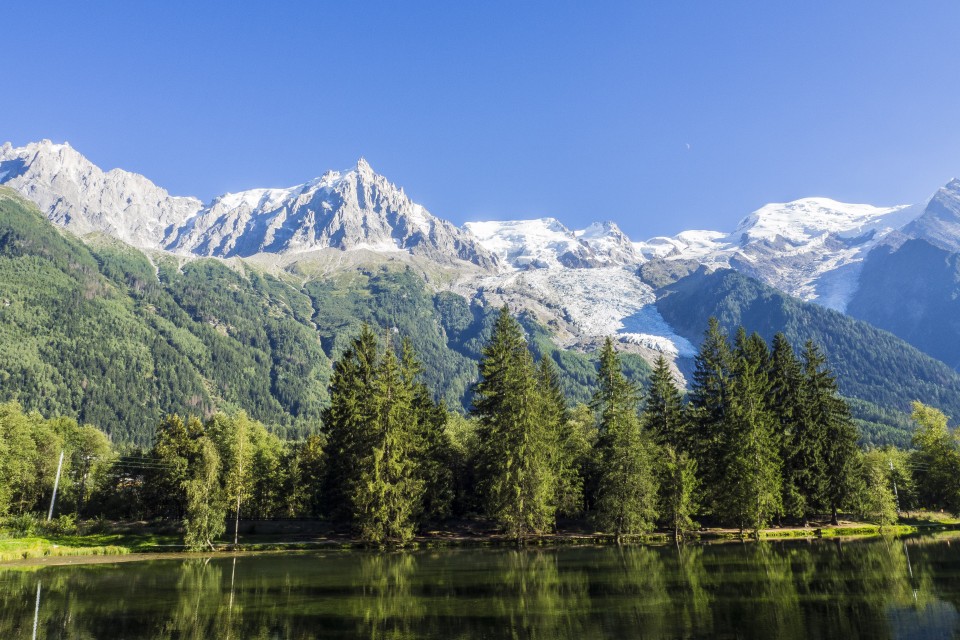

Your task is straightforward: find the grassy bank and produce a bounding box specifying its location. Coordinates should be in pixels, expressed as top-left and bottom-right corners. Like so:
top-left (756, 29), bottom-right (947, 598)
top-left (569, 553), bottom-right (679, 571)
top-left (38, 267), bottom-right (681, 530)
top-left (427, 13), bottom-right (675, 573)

top-left (2, 514), bottom-right (959, 563)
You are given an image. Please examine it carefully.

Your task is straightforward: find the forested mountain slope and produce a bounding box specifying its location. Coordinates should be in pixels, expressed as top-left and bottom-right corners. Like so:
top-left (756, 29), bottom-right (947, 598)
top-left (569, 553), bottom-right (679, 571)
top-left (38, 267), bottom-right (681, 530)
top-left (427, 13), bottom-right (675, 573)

top-left (847, 239), bottom-right (960, 371)
top-left (0, 188), bottom-right (641, 444)
top-left (656, 267), bottom-right (960, 446)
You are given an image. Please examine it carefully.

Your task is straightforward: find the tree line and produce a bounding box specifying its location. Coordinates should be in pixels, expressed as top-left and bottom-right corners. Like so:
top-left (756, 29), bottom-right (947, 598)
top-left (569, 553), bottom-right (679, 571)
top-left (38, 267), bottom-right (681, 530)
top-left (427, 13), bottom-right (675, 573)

top-left (2, 308), bottom-right (959, 547)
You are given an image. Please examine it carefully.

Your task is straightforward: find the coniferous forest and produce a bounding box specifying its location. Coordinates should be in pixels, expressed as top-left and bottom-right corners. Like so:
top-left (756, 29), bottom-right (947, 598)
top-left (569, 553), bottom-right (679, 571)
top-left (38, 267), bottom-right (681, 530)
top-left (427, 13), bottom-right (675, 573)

top-left (1, 306), bottom-right (959, 548)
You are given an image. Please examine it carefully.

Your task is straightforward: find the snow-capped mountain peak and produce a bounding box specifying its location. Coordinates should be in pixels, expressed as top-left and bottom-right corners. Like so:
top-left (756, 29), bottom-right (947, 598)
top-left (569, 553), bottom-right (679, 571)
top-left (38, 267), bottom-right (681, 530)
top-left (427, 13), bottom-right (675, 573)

top-left (0, 142), bottom-right (496, 268)
top-left (465, 217), bottom-right (640, 269)
top-left (733, 197), bottom-right (916, 245)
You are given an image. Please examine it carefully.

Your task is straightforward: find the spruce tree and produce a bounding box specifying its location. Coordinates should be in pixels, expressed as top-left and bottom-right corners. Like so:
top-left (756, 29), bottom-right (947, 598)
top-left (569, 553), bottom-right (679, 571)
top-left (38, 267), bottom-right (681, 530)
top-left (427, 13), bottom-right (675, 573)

top-left (592, 337), bottom-right (658, 541)
top-left (538, 356), bottom-right (584, 518)
top-left (769, 333), bottom-right (820, 522)
top-left (687, 317), bottom-right (733, 514)
top-left (643, 355), bottom-right (686, 450)
top-left (717, 329), bottom-right (782, 534)
top-left (354, 337), bottom-right (423, 543)
top-left (400, 337), bottom-right (454, 525)
top-left (322, 324), bottom-right (379, 520)
top-left (473, 306), bottom-right (555, 540)
top-left (802, 341), bottom-right (860, 524)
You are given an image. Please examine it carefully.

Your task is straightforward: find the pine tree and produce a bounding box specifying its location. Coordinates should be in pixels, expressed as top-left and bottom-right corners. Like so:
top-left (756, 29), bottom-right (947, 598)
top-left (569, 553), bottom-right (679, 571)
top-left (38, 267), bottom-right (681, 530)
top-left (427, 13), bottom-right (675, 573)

top-left (592, 337), bottom-right (658, 541)
top-left (802, 341), bottom-right (860, 524)
top-left (473, 306), bottom-right (555, 540)
top-left (769, 333), bottom-right (820, 522)
top-left (322, 324), bottom-right (379, 520)
top-left (687, 317), bottom-right (733, 514)
top-left (538, 356), bottom-right (584, 518)
top-left (717, 329), bottom-right (782, 534)
top-left (643, 355), bottom-right (686, 450)
top-left (400, 337), bottom-right (454, 525)
top-left (353, 337), bottom-right (423, 543)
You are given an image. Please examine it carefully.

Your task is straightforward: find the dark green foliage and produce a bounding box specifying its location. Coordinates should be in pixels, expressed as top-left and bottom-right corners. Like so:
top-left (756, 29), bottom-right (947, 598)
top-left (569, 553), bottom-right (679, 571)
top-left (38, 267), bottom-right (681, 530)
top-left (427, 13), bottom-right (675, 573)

top-left (715, 329), bottom-right (781, 532)
top-left (473, 307), bottom-right (556, 538)
top-left (803, 341), bottom-right (861, 524)
top-left (401, 338), bottom-right (455, 525)
top-left (305, 268), bottom-right (490, 410)
top-left (0, 191), bottom-right (330, 445)
top-left (643, 355), bottom-right (686, 450)
top-left (656, 268), bottom-right (960, 439)
top-left (353, 338), bottom-right (422, 543)
top-left (771, 334), bottom-right (821, 521)
top-left (538, 357), bottom-right (584, 518)
top-left (686, 318), bottom-right (734, 512)
top-left (657, 446), bottom-right (698, 539)
top-left (321, 325), bottom-right (380, 522)
top-left (592, 338), bottom-right (658, 538)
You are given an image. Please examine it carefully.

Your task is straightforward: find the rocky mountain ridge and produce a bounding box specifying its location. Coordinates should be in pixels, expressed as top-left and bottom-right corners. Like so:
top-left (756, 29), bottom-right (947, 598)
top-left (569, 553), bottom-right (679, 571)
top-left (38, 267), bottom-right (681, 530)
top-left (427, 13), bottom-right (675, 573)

top-left (4, 139), bottom-right (960, 374)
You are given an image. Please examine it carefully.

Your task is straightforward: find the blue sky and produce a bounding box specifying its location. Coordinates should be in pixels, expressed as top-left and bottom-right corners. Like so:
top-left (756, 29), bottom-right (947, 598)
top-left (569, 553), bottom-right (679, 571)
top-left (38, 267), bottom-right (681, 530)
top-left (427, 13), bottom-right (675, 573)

top-left (6, 1), bottom-right (960, 238)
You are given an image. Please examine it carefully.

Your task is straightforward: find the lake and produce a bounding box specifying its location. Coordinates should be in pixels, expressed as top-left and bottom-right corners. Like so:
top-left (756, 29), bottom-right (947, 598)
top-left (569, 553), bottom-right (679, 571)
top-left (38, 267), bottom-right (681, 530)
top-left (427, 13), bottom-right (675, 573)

top-left (2, 535), bottom-right (959, 639)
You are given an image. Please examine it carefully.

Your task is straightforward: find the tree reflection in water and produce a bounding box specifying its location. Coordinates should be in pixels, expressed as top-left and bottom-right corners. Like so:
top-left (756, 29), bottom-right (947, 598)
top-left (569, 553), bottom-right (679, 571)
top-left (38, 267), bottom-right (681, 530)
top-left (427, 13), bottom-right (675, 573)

top-left (0, 536), bottom-right (959, 638)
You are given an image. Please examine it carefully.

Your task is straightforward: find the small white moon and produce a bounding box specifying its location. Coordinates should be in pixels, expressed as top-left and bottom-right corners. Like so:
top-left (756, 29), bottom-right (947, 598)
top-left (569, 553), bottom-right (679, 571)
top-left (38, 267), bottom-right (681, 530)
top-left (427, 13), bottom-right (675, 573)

top-left (685, 143), bottom-right (691, 150)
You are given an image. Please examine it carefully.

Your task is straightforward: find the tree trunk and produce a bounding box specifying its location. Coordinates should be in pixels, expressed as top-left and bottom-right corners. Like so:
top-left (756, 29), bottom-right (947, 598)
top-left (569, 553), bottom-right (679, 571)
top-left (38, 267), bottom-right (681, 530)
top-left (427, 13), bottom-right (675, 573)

top-left (830, 506), bottom-right (839, 526)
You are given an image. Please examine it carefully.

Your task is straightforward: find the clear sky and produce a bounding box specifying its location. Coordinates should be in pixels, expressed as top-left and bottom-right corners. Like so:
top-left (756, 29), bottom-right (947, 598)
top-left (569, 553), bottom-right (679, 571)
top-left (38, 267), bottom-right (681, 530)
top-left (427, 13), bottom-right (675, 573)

top-left (6, 1), bottom-right (960, 238)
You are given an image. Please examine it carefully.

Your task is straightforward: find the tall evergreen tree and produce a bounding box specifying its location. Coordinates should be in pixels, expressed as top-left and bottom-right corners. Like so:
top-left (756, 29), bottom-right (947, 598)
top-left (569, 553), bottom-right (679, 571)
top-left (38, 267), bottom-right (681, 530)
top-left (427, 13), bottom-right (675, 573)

top-left (400, 337), bottom-right (454, 525)
top-left (643, 355), bottom-right (686, 450)
top-left (322, 324), bottom-right (379, 520)
top-left (538, 356), bottom-right (584, 518)
top-left (353, 337), bottom-right (423, 543)
top-left (769, 333), bottom-right (821, 522)
top-left (592, 337), bottom-right (658, 541)
top-left (802, 341), bottom-right (860, 524)
top-left (473, 306), bottom-right (556, 540)
top-left (687, 317), bottom-right (734, 514)
top-left (717, 329), bottom-right (782, 534)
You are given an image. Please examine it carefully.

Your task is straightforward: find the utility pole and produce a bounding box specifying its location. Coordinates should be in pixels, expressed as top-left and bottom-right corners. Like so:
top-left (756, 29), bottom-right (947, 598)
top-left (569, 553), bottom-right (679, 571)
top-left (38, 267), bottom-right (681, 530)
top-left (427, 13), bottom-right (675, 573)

top-left (47, 450), bottom-right (65, 521)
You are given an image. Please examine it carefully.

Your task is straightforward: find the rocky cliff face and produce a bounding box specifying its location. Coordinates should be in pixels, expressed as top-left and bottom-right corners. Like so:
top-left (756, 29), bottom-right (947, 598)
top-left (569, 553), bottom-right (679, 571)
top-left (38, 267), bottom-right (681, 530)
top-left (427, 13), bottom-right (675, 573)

top-left (899, 179), bottom-right (960, 253)
top-left (0, 140), bottom-right (203, 249)
top-left (0, 142), bottom-right (497, 268)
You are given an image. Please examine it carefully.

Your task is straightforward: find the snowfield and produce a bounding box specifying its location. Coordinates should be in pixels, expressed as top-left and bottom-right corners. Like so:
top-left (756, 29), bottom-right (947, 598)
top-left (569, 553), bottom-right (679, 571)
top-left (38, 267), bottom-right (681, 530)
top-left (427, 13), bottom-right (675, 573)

top-left (462, 266), bottom-right (696, 358)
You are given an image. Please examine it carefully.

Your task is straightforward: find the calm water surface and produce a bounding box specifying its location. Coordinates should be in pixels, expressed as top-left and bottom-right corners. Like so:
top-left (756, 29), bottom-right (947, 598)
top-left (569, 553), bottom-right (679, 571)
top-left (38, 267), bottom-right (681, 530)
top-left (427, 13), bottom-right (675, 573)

top-left (2, 535), bottom-right (960, 639)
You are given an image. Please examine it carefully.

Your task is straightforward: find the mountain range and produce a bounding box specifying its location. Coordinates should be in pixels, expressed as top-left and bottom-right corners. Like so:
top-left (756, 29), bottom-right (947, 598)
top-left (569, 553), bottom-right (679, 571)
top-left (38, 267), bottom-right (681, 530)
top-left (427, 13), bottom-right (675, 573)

top-left (2, 139), bottom-right (960, 444)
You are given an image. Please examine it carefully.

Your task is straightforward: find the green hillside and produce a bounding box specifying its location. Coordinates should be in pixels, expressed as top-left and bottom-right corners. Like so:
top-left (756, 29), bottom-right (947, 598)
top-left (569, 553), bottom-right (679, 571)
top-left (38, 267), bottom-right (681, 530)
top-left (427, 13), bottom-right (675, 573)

top-left (0, 188), bottom-right (634, 444)
top-left (655, 267), bottom-right (960, 446)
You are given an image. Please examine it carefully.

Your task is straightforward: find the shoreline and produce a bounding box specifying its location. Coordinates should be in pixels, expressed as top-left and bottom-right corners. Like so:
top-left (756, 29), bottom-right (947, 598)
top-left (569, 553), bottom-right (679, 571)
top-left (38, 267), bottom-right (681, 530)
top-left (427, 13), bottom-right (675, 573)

top-left (2, 520), bottom-right (959, 568)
